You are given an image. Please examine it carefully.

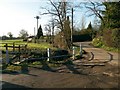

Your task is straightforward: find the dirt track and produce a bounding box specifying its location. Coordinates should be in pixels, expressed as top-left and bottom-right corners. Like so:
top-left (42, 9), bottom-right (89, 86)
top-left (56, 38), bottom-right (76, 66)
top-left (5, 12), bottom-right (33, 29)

top-left (2, 42), bottom-right (119, 89)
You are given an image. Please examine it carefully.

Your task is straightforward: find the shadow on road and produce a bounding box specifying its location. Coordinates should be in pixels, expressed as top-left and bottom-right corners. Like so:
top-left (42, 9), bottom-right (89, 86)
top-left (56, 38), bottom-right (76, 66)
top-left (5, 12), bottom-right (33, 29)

top-left (65, 64), bottom-right (89, 75)
top-left (2, 81), bottom-right (31, 89)
top-left (41, 61), bottom-right (57, 72)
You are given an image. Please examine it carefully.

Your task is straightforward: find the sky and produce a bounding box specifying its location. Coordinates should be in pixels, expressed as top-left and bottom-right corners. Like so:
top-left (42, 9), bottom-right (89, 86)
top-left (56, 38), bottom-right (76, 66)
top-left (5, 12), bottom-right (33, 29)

top-left (0, 0), bottom-right (108, 37)
top-left (0, 0), bottom-right (51, 37)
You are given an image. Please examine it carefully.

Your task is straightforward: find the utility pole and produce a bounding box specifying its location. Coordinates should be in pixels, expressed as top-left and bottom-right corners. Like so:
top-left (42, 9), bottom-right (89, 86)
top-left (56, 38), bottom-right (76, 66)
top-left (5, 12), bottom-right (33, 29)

top-left (34, 16), bottom-right (40, 39)
top-left (71, 7), bottom-right (73, 46)
top-left (34, 27), bottom-right (35, 37)
top-left (34, 27), bottom-right (36, 43)
top-left (51, 17), bottom-right (54, 44)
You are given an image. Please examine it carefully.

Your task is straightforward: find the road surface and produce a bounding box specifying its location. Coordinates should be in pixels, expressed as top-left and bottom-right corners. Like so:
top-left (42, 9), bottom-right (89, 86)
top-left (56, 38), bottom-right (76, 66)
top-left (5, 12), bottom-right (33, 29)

top-left (2, 42), bottom-right (119, 89)
top-left (74, 42), bottom-right (119, 66)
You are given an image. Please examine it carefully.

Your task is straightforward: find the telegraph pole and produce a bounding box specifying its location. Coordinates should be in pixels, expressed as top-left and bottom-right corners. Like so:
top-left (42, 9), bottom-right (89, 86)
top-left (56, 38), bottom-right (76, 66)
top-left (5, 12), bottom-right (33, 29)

top-left (34, 16), bottom-right (40, 38)
top-left (71, 7), bottom-right (73, 46)
top-left (34, 16), bottom-right (40, 43)
top-left (34, 27), bottom-right (36, 43)
top-left (35, 16), bottom-right (39, 32)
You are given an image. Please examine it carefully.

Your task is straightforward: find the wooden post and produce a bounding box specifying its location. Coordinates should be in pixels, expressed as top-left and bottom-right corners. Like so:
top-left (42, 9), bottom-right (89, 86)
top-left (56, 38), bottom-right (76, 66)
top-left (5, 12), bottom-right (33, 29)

top-left (18, 45), bottom-right (20, 52)
top-left (47, 48), bottom-right (50, 62)
top-left (73, 46), bottom-right (75, 60)
top-left (5, 44), bottom-right (8, 51)
top-left (24, 44), bottom-right (27, 52)
top-left (71, 7), bottom-right (73, 46)
top-left (80, 43), bottom-right (82, 57)
top-left (13, 42), bottom-right (15, 52)
top-left (6, 49), bottom-right (9, 64)
top-left (18, 45), bottom-right (20, 61)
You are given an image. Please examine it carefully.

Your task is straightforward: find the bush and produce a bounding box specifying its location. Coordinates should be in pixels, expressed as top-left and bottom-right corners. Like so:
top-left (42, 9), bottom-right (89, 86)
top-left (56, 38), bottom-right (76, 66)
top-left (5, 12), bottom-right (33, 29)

top-left (103, 29), bottom-right (113, 47)
top-left (92, 37), bottom-right (104, 47)
top-left (30, 49), bottom-right (47, 59)
top-left (92, 28), bottom-right (120, 52)
top-left (54, 32), bottom-right (68, 50)
top-left (103, 28), bottom-right (120, 48)
top-left (51, 49), bottom-right (70, 62)
top-left (112, 28), bottom-right (120, 48)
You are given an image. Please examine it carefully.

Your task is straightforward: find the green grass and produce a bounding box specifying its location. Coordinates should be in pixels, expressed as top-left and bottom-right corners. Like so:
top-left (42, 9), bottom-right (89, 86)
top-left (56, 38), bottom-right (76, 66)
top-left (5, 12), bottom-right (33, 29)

top-left (0, 39), bottom-right (56, 50)
top-left (0, 39), bottom-right (25, 51)
top-left (101, 45), bottom-right (119, 52)
top-left (0, 39), bottom-right (25, 44)
top-left (6, 65), bottom-right (21, 71)
top-left (27, 42), bottom-right (55, 50)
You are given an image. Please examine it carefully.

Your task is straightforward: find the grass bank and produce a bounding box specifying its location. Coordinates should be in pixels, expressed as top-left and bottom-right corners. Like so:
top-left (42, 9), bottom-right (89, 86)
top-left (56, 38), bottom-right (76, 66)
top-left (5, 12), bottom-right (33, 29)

top-left (92, 37), bottom-right (119, 52)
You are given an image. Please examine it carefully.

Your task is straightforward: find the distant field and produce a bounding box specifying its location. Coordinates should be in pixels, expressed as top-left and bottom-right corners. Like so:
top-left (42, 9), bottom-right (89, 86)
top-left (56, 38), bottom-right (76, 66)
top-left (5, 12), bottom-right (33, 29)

top-left (0, 39), bottom-right (56, 50)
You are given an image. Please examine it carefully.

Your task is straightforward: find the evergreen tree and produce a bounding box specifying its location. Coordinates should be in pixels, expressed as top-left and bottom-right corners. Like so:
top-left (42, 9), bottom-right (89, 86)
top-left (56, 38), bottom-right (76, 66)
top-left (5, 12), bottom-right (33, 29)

top-left (37, 25), bottom-right (43, 39)
top-left (102, 2), bottom-right (120, 29)
top-left (87, 22), bottom-right (92, 30)
top-left (87, 22), bottom-right (94, 39)
top-left (101, 2), bottom-right (120, 47)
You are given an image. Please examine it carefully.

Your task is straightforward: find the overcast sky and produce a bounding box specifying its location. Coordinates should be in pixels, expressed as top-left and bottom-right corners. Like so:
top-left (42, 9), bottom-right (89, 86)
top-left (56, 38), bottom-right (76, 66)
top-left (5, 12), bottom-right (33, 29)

top-left (0, 0), bottom-right (108, 37)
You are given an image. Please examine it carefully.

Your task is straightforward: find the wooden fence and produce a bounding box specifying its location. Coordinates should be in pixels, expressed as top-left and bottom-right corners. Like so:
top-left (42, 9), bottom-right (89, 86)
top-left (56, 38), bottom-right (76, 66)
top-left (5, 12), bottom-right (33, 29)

top-left (2, 43), bottom-right (83, 64)
top-left (21, 44), bottom-right (83, 63)
top-left (1, 42), bottom-right (27, 64)
top-left (0, 42), bottom-right (27, 52)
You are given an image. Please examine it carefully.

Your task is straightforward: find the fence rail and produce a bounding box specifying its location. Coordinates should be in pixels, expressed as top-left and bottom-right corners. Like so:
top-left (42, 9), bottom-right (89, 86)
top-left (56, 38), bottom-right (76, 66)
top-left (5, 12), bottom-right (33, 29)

top-left (2, 43), bottom-right (83, 64)
top-left (0, 42), bottom-right (27, 52)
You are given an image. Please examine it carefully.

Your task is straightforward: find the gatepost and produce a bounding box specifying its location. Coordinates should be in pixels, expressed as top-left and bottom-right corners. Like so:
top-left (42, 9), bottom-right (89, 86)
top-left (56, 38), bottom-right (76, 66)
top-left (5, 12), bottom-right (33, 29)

top-left (80, 43), bottom-right (82, 58)
top-left (47, 48), bottom-right (50, 62)
top-left (72, 46), bottom-right (75, 60)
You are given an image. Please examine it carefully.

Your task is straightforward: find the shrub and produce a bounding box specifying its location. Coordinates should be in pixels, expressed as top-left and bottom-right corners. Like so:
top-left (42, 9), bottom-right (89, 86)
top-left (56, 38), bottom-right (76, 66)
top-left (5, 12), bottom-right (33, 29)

top-left (103, 28), bottom-right (120, 48)
top-left (92, 36), bottom-right (104, 47)
top-left (54, 32), bottom-right (68, 50)
top-left (51, 49), bottom-right (70, 62)
top-left (112, 28), bottom-right (120, 48)
top-left (92, 30), bottom-right (119, 52)
top-left (103, 29), bottom-right (113, 47)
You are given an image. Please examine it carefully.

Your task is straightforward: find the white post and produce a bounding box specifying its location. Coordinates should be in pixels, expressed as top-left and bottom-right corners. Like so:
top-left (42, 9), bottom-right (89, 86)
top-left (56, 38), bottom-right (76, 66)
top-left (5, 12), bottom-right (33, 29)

top-left (6, 50), bottom-right (9, 64)
top-left (80, 43), bottom-right (82, 57)
top-left (73, 46), bottom-right (75, 60)
top-left (47, 48), bottom-right (50, 62)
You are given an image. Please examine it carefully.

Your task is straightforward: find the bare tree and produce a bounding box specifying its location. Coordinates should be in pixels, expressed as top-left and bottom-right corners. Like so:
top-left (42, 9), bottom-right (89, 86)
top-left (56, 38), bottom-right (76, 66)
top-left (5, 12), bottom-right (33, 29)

top-left (45, 24), bottom-right (51, 36)
top-left (44, 23), bottom-right (52, 43)
top-left (84, 0), bottom-right (105, 26)
top-left (80, 15), bottom-right (86, 30)
top-left (40, 0), bottom-right (71, 50)
top-left (40, 0), bottom-right (68, 31)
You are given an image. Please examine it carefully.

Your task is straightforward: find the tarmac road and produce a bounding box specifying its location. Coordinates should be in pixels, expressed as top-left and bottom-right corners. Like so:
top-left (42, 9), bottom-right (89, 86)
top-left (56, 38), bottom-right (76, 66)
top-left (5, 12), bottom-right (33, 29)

top-left (74, 42), bottom-right (119, 66)
top-left (2, 41), bottom-right (119, 89)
